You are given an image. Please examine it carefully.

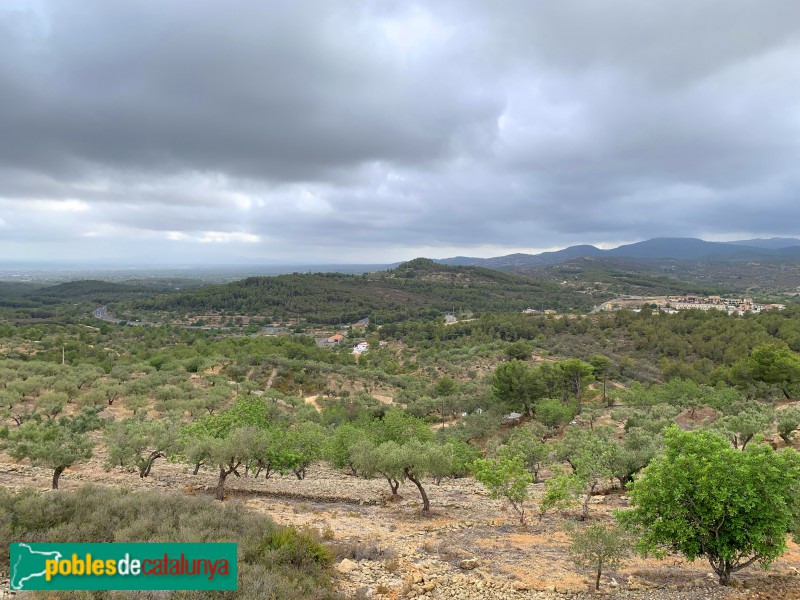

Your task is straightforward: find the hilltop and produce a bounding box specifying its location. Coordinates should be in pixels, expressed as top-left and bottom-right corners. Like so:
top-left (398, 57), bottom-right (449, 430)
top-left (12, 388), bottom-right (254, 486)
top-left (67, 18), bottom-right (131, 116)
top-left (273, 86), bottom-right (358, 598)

top-left (127, 259), bottom-right (596, 324)
top-left (123, 258), bottom-right (722, 325)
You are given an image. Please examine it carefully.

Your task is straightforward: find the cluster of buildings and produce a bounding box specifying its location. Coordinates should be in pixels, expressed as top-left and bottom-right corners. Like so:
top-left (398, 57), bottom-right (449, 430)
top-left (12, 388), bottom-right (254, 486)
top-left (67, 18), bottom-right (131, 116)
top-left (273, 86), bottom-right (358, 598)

top-left (315, 334), bottom-right (370, 354)
top-left (598, 295), bottom-right (785, 315)
top-left (315, 333), bottom-right (372, 354)
top-left (314, 316), bottom-right (379, 355)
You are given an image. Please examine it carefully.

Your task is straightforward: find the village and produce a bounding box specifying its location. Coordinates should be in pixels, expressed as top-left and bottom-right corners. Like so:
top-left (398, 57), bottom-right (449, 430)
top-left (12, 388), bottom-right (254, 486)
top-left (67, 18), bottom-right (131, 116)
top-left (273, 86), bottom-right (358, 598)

top-left (597, 294), bottom-right (786, 315)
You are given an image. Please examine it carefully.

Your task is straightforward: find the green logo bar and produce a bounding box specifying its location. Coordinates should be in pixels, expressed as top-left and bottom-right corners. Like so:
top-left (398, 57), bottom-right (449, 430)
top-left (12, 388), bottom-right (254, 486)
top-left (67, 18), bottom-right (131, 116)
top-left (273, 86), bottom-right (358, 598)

top-left (9, 543), bottom-right (237, 591)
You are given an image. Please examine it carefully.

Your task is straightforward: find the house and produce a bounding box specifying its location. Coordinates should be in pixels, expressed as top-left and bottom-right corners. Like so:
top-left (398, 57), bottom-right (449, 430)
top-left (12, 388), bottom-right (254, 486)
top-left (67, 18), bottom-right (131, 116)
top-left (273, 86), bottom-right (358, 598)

top-left (352, 341), bottom-right (370, 355)
top-left (444, 314), bottom-right (457, 324)
top-left (316, 333), bottom-right (345, 348)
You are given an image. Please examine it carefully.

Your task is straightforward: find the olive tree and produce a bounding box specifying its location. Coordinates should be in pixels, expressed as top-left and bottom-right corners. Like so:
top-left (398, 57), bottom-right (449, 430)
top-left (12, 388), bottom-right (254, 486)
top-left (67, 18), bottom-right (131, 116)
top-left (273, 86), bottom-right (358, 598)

top-left (777, 407), bottom-right (800, 445)
top-left (397, 440), bottom-right (452, 513)
top-left (33, 392), bottom-right (67, 421)
top-left (609, 428), bottom-right (662, 489)
top-left (362, 439), bottom-right (453, 513)
top-left (184, 426), bottom-right (259, 501)
top-left (350, 438), bottom-right (403, 496)
top-left (0, 419), bottom-right (93, 489)
top-left (557, 427), bottom-right (616, 519)
top-left (285, 421), bottom-right (326, 480)
top-left (472, 455), bottom-right (533, 524)
top-left (715, 405), bottom-right (773, 450)
top-left (539, 466), bottom-right (585, 520)
top-left (105, 417), bottom-right (180, 478)
top-left (497, 423), bottom-right (550, 483)
top-left (567, 522), bottom-right (631, 591)
top-left (249, 426), bottom-right (296, 479)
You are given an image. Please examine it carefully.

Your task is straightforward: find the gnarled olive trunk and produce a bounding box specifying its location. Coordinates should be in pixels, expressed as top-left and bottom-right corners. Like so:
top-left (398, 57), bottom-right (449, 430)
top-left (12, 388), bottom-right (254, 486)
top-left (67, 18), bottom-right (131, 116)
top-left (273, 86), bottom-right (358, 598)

top-left (215, 467), bottom-right (229, 501)
top-left (52, 466), bottom-right (66, 490)
top-left (405, 469), bottom-right (430, 513)
top-left (215, 460), bottom-right (241, 501)
top-left (139, 451), bottom-right (164, 478)
top-left (385, 476), bottom-right (400, 495)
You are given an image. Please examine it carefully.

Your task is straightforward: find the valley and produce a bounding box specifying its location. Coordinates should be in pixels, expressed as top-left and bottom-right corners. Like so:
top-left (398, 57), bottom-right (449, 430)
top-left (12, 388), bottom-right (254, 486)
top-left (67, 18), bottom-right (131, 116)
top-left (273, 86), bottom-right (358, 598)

top-left (2, 258), bottom-right (800, 599)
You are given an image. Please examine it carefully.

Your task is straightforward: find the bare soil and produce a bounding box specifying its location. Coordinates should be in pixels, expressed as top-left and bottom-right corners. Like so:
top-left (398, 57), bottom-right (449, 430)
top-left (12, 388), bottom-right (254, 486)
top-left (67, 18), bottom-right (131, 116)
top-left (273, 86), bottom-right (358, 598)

top-left (1, 451), bottom-right (799, 599)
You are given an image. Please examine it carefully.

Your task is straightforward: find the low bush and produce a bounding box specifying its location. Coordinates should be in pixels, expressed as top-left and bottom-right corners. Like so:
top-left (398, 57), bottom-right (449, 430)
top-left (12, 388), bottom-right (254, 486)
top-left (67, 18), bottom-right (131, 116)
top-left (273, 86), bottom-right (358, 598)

top-left (0, 485), bottom-right (337, 599)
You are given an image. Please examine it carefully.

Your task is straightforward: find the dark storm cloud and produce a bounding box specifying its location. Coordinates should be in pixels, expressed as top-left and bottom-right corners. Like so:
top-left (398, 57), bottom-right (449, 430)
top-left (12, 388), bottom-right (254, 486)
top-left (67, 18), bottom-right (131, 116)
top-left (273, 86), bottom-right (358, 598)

top-left (0, 1), bottom-right (499, 181)
top-left (1, 0), bottom-right (800, 262)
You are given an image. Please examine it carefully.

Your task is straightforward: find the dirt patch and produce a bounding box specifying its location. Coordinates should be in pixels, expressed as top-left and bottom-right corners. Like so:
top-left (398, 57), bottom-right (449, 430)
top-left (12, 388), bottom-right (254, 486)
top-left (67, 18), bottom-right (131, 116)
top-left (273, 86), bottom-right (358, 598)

top-left (304, 395), bottom-right (322, 410)
top-left (2, 457), bottom-right (800, 599)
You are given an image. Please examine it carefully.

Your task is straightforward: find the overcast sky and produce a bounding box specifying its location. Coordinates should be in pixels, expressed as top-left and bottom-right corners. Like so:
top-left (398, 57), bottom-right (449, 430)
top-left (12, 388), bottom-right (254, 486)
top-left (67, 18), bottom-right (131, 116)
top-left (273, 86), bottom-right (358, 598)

top-left (2, 1), bottom-right (800, 264)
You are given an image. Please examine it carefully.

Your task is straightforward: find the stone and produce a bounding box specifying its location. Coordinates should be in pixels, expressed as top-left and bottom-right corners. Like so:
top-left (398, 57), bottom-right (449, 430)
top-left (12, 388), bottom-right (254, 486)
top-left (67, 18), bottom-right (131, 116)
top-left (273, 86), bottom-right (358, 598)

top-left (513, 581), bottom-right (530, 591)
top-left (459, 558), bottom-right (479, 570)
top-left (336, 558), bottom-right (357, 574)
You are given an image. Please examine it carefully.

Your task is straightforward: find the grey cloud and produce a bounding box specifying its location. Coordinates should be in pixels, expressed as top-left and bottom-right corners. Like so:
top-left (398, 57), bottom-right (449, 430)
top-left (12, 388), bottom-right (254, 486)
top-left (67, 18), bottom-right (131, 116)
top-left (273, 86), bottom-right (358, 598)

top-left (0, 1), bottom-right (501, 183)
top-left (1, 1), bottom-right (800, 262)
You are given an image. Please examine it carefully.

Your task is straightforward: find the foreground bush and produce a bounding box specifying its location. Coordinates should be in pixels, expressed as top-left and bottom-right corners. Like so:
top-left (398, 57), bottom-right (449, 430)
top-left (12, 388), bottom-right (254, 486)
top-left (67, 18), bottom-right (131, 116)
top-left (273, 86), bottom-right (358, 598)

top-left (619, 426), bottom-right (800, 586)
top-left (0, 485), bottom-right (336, 599)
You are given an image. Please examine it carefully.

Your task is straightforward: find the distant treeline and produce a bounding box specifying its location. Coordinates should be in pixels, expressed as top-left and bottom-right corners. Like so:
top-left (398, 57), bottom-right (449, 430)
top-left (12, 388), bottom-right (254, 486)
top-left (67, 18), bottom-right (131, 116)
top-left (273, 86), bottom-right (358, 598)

top-left (381, 306), bottom-right (800, 384)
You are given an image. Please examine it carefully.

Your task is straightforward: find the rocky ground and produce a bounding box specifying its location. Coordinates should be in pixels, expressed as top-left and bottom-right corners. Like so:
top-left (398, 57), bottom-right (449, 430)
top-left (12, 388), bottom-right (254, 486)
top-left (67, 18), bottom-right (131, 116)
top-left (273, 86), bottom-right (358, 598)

top-left (1, 450), bottom-right (800, 599)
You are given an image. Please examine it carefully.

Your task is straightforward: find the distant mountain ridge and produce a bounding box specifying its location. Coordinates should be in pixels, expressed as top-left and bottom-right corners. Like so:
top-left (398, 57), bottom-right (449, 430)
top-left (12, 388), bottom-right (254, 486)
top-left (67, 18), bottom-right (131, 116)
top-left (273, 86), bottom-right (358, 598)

top-left (724, 238), bottom-right (800, 250)
top-left (438, 237), bottom-right (800, 270)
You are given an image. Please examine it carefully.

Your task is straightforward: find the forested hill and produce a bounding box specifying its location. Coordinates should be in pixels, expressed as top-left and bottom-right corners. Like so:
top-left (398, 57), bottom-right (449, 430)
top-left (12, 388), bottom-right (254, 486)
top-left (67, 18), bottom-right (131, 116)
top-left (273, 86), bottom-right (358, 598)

top-left (130, 258), bottom-right (603, 323)
top-left (0, 280), bottom-right (162, 309)
top-left (127, 258), bottom-right (727, 324)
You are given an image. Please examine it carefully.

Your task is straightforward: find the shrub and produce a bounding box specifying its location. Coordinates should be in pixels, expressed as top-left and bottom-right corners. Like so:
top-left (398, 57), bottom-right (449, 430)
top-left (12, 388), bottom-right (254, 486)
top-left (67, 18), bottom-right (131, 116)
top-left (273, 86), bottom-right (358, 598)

top-left (0, 485), bottom-right (337, 599)
top-left (535, 398), bottom-right (576, 428)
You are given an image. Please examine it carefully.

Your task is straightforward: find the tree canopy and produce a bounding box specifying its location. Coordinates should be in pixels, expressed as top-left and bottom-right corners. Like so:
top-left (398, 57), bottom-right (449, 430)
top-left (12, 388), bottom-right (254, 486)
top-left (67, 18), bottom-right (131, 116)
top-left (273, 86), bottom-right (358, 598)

top-left (619, 426), bottom-right (800, 585)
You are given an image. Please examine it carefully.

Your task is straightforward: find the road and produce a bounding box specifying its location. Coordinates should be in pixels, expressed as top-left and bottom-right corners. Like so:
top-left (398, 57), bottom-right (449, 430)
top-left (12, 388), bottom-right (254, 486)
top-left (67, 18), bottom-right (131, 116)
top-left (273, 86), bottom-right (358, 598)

top-left (93, 305), bottom-right (121, 323)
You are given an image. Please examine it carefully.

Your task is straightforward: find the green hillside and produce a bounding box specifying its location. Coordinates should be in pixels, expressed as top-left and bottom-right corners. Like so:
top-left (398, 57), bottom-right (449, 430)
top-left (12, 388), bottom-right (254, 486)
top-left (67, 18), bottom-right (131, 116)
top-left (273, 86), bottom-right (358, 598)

top-left (130, 258), bottom-right (603, 323)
